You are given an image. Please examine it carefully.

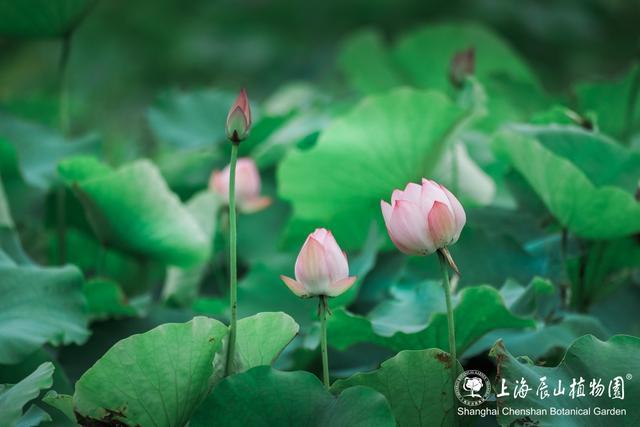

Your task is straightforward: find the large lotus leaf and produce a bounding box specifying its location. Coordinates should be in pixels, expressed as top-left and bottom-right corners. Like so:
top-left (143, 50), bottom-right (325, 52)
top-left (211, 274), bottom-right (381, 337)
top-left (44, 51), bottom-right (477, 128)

top-left (366, 280), bottom-right (446, 335)
top-left (491, 335), bottom-right (640, 426)
top-left (278, 87), bottom-right (467, 249)
top-left (591, 281), bottom-right (640, 337)
top-left (162, 191), bottom-right (220, 306)
top-left (337, 26), bottom-right (547, 132)
top-left (493, 129), bottom-right (640, 239)
top-left (48, 227), bottom-right (150, 296)
top-left (212, 312), bottom-right (300, 383)
top-left (0, 249), bottom-right (89, 364)
top-left (232, 312), bottom-right (299, 371)
top-left (156, 148), bottom-right (220, 199)
top-left (512, 124), bottom-right (640, 192)
top-left (576, 64), bottom-right (640, 139)
top-left (0, 0), bottom-right (94, 37)
top-left (466, 314), bottom-right (609, 361)
top-left (73, 317), bottom-right (228, 427)
top-left (0, 114), bottom-right (100, 189)
top-left (567, 237), bottom-right (640, 310)
top-left (338, 29), bottom-right (402, 94)
top-left (476, 76), bottom-right (551, 131)
top-left (393, 22), bottom-right (539, 93)
top-left (190, 366), bottom-right (395, 427)
top-left (367, 277), bottom-right (553, 338)
top-left (56, 306), bottom-right (197, 383)
top-left (327, 285), bottom-right (534, 354)
top-left (58, 157), bottom-right (209, 267)
top-left (146, 89), bottom-right (236, 149)
top-left (251, 109), bottom-right (332, 168)
top-left (497, 277), bottom-right (556, 318)
top-left (0, 362), bottom-right (54, 427)
top-left (332, 349), bottom-right (464, 427)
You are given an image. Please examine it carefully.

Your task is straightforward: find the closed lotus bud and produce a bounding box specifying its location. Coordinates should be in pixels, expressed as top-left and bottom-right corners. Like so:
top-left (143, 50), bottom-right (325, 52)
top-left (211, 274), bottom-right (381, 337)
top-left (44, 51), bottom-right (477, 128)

top-left (449, 47), bottom-right (475, 88)
top-left (209, 158), bottom-right (271, 213)
top-left (280, 228), bottom-right (357, 298)
top-left (381, 179), bottom-right (466, 256)
top-left (226, 88), bottom-right (252, 143)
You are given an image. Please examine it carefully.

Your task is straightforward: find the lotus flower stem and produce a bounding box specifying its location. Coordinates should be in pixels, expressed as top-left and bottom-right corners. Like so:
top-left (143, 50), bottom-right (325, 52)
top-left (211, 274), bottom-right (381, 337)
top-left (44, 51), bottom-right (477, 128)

top-left (437, 249), bottom-right (457, 395)
top-left (224, 143), bottom-right (239, 377)
top-left (319, 295), bottom-right (330, 389)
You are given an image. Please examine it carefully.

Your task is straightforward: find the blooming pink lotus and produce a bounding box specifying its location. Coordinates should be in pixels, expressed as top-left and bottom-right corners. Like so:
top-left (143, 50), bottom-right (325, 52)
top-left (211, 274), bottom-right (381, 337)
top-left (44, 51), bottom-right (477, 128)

top-left (209, 158), bottom-right (271, 213)
top-left (381, 178), bottom-right (466, 257)
top-left (280, 228), bottom-right (357, 298)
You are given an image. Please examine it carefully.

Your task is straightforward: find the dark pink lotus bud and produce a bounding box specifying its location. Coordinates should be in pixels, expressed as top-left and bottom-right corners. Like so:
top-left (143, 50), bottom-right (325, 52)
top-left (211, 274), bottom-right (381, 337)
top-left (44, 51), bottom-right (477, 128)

top-left (449, 47), bottom-right (475, 88)
top-left (226, 88), bottom-right (252, 143)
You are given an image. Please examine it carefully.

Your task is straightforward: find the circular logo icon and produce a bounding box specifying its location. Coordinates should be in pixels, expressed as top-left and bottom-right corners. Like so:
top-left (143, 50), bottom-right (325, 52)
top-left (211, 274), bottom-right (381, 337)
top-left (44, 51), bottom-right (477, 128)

top-left (455, 370), bottom-right (491, 406)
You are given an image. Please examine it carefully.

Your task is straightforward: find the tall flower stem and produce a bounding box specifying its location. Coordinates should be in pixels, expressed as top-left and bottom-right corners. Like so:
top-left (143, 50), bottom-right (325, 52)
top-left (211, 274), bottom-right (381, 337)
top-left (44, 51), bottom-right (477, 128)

top-left (319, 296), bottom-right (330, 389)
top-left (224, 143), bottom-right (239, 377)
top-left (437, 249), bottom-right (457, 393)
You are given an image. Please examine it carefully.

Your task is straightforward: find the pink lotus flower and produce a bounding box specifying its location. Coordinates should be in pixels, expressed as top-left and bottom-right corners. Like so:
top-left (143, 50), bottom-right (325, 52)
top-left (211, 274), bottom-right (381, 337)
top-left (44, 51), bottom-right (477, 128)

top-left (226, 88), bottom-right (252, 143)
top-left (381, 179), bottom-right (466, 256)
top-left (209, 158), bottom-right (271, 213)
top-left (280, 228), bottom-right (357, 298)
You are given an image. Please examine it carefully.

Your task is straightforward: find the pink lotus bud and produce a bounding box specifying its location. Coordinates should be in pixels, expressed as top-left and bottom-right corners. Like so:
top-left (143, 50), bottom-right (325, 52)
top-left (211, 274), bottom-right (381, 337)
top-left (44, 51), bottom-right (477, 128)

top-left (209, 158), bottom-right (271, 213)
top-left (280, 228), bottom-right (357, 298)
top-left (381, 179), bottom-right (466, 256)
top-left (226, 88), bottom-right (252, 143)
top-left (449, 47), bottom-right (475, 88)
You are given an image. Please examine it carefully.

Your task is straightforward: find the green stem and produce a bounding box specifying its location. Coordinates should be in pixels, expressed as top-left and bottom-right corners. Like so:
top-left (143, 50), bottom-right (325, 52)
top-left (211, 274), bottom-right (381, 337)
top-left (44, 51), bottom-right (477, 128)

top-left (319, 296), bottom-right (330, 389)
top-left (437, 250), bottom-right (457, 408)
top-left (224, 144), bottom-right (239, 377)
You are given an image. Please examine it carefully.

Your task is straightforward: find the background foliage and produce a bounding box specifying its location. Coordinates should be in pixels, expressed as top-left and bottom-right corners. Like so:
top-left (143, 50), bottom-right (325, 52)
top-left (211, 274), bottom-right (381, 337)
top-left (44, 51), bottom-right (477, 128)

top-left (1, 0), bottom-right (639, 426)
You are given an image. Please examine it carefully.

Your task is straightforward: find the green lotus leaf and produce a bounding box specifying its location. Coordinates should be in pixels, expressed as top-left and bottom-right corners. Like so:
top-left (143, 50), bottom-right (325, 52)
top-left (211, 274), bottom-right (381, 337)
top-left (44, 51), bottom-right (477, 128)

top-left (73, 317), bottom-right (228, 427)
top-left (59, 157), bottom-right (209, 267)
top-left (491, 335), bottom-right (640, 426)
top-left (191, 366), bottom-right (395, 427)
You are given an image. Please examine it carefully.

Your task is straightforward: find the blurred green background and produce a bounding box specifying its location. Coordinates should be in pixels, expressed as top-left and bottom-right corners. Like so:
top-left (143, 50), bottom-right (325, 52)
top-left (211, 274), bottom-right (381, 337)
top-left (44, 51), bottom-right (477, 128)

top-left (1, 2), bottom-right (640, 425)
top-left (1, 0), bottom-right (639, 154)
